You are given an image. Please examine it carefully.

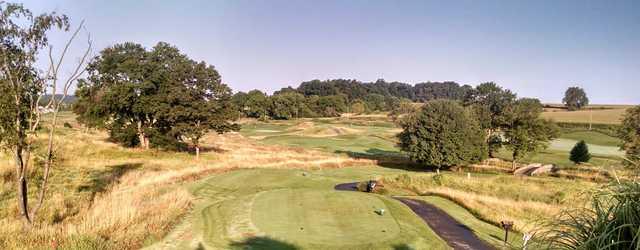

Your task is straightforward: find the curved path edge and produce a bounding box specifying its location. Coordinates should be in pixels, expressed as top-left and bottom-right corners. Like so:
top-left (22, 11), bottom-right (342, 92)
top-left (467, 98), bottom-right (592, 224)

top-left (335, 182), bottom-right (494, 250)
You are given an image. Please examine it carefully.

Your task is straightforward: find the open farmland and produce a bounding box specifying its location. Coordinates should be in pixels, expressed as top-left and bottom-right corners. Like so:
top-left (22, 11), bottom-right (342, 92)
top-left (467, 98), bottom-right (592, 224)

top-left (541, 105), bottom-right (632, 124)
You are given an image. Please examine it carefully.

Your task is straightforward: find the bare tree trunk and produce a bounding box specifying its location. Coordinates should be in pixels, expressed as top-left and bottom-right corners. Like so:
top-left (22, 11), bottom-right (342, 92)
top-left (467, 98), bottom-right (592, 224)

top-left (30, 21), bottom-right (92, 220)
top-left (137, 121), bottom-right (149, 149)
top-left (195, 145), bottom-right (200, 160)
top-left (14, 145), bottom-right (31, 224)
top-left (31, 108), bottom-right (59, 218)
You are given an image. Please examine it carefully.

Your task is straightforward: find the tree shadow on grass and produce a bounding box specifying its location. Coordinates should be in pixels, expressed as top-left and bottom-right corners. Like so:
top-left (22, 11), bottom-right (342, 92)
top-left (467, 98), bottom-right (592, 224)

top-left (77, 163), bottom-right (142, 195)
top-left (335, 148), bottom-right (435, 172)
top-left (229, 236), bottom-right (299, 250)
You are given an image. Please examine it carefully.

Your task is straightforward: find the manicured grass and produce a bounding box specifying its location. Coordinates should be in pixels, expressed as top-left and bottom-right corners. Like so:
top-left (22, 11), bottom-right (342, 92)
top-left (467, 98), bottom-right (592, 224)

top-left (495, 148), bottom-right (620, 168)
top-left (549, 138), bottom-right (623, 157)
top-left (558, 130), bottom-right (621, 147)
top-left (180, 168), bottom-right (449, 249)
top-left (240, 119), bottom-right (400, 155)
top-left (253, 189), bottom-right (400, 246)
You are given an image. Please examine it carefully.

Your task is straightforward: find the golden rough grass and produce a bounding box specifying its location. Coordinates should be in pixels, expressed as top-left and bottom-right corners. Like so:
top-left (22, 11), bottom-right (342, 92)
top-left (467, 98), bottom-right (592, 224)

top-left (541, 108), bottom-right (627, 124)
top-left (382, 172), bottom-right (594, 233)
top-left (0, 121), bottom-right (374, 249)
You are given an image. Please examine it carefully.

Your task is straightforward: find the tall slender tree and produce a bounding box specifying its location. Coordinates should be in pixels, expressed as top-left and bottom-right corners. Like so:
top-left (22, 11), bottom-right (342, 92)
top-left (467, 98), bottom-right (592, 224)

top-left (0, 2), bottom-right (90, 224)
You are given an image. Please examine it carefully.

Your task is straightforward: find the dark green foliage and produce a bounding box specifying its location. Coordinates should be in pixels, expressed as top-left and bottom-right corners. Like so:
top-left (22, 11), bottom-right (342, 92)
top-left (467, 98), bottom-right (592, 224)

top-left (465, 82), bottom-right (517, 129)
top-left (563, 86), bottom-right (589, 111)
top-left (569, 140), bottom-right (591, 164)
top-left (618, 106), bottom-right (640, 165)
top-left (397, 100), bottom-right (488, 168)
top-left (316, 95), bottom-right (347, 117)
top-left (268, 92), bottom-right (309, 120)
top-left (296, 79), bottom-right (465, 103)
top-left (412, 82), bottom-right (469, 102)
top-left (388, 99), bottom-right (416, 123)
top-left (504, 98), bottom-right (560, 166)
top-left (363, 94), bottom-right (386, 111)
top-left (244, 90), bottom-right (269, 119)
top-left (540, 181), bottom-right (640, 249)
top-left (108, 122), bottom-right (140, 148)
top-left (74, 42), bottom-right (238, 150)
top-left (231, 91), bottom-right (249, 116)
top-left (463, 82), bottom-right (517, 157)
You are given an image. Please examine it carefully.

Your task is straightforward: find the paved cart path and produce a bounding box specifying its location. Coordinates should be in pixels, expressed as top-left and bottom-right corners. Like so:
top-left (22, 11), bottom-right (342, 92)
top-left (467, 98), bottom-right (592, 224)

top-left (335, 182), bottom-right (494, 250)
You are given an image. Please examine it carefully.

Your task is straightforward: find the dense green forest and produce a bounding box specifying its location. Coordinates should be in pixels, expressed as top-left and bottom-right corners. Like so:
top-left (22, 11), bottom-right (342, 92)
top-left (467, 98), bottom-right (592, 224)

top-left (233, 79), bottom-right (476, 119)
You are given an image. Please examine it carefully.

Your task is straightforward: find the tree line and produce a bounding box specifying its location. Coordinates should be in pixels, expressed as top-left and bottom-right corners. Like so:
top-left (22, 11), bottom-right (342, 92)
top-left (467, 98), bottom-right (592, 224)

top-left (232, 79), bottom-right (478, 120)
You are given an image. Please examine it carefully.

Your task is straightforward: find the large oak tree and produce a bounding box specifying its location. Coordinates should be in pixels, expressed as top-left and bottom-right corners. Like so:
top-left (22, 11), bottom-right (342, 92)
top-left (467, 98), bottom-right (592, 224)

top-left (397, 99), bottom-right (488, 169)
top-left (74, 42), bottom-right (238, 153)
top-left (563, 86), bottom-right (589, 111)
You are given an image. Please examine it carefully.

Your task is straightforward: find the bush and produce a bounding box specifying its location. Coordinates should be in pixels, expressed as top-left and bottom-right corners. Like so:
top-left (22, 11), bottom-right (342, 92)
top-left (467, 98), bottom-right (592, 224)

top-left (63, 122), bottom-right (73, 128)
top-left (540, 181), bottom-right (640, 249)
top-left (397, 99), bottom-right (488, 169)
top-left (569, 140), bottom-right (591, 164)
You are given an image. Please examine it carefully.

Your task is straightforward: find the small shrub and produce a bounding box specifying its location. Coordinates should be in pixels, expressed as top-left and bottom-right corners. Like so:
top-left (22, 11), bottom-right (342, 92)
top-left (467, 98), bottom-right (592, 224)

top-left (569, 140), bottom-right (591, 164)
top-left (63, 122), bottom-right (73, 128)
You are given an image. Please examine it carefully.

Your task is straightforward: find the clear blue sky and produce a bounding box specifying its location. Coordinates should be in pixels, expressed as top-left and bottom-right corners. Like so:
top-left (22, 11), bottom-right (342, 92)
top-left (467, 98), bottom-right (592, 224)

top-left (23, 0), bottom-right (640, 104)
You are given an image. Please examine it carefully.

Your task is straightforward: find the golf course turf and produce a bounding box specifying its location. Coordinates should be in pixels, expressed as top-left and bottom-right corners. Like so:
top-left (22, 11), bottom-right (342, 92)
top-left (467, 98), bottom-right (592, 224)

top-left (335, 182), bottom-right (494, 250)
top-left (148, 167), bottom-right (519, 249)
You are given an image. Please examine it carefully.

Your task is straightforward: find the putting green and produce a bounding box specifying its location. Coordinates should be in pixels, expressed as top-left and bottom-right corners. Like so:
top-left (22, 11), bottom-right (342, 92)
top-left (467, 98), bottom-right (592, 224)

top-left (252, 189), bottom-right (400, 245)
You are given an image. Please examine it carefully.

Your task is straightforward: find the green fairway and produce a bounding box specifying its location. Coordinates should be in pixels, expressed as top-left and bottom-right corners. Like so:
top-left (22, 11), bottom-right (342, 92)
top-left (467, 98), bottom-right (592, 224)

top-left (241, 119), bottom-right (625, 167)
top-left (558, 130), bottom-right (621, 147)
top-left (549, 138), bottom-right (623, 157)
top-left (153, 168), bottom-right (456, 249)
top-left (241, 120), bottom-right (400, 155)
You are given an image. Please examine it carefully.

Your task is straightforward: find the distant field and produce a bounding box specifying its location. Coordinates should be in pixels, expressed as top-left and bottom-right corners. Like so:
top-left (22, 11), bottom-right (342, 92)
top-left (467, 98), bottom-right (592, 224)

top-left (541, 104), bottom-right (632, 124)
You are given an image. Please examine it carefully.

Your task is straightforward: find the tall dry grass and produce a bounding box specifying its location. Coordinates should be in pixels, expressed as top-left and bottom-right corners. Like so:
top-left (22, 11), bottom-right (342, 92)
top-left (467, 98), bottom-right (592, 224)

top-left (0, 118), bottom-right (373, 249)
top-left (382, 172), bottom-right (596, 232)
